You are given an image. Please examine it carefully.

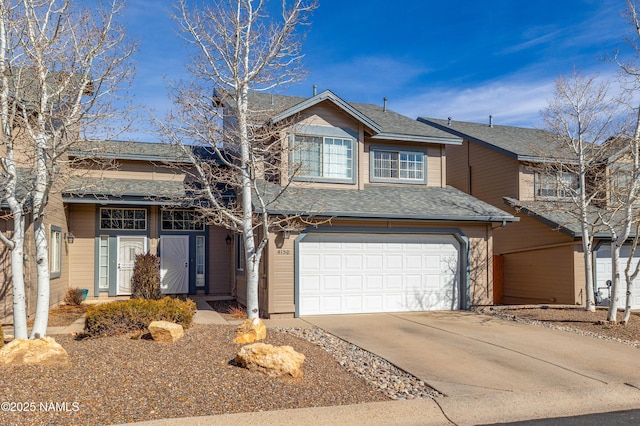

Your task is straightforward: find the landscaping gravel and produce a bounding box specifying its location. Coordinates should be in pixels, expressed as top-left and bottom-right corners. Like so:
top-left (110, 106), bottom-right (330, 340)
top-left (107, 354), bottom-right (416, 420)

top-left (0, 324), bottom-right (391, 425)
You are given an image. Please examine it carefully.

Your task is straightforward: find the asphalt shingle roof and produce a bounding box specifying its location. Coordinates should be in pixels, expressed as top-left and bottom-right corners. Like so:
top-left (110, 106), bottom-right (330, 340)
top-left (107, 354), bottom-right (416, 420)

top-left (63, 177), bottom-right (188, 202)
top-left (219, 90), bottom-right (460, 142)
top-left (69, 140), bottom-right (219, 163)
top-left (418, 118), bottom-right (575, 160)
top-left (504, 197), bottom-right (632, 239)
top-left (256, 183), bottom-right (516, 222)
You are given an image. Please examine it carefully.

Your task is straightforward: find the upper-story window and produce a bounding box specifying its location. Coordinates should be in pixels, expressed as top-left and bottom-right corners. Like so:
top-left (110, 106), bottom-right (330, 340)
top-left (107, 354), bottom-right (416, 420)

top-left (292, 134), bottom-right (354, 182)
top-left (535, 172), bottom-right (578, 198)
top-left (370, 146), bottom-right (427, 184)
top-left (100, 208), bottom-right (147, 230)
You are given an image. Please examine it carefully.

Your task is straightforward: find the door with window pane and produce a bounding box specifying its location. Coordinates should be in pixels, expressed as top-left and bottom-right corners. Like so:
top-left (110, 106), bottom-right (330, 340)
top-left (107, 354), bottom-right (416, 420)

top-left (117, 236), bottom-right (146, 295)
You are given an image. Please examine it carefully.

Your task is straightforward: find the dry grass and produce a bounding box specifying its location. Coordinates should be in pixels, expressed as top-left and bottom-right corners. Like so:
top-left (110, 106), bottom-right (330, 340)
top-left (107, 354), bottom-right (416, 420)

top-left (228, 305), bottom-right (247, 319)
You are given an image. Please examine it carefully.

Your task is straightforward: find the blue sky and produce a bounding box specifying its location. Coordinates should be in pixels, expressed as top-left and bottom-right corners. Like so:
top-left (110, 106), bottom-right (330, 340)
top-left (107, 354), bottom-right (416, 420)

top-left (120, 0), bottom-right (630, 141)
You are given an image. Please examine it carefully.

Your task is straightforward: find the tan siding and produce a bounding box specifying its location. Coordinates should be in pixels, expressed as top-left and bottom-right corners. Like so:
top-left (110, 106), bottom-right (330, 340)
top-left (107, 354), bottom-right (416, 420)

top-left (519, 166), bottom-right (536, 201)
top-left (68, 204), bottom-right (96, 294)
top-left (0, 219), bottom-right (13, 323)
top-left (78, 160), bottom-right (186, 181)
top-left (445, 140), bottom-right (470, 192)
top-left (297, 101), bottom-right (360, 129)
top-left (44, 193), bottom-right (69, 311)
top-left (494, 213), bottom-right (573, 254)
top-left (573, 245), bottom-right (586, 305)
top-left (208, 226), bottom-right (232, 295)
top-left (468, 142), bottom-right (520, 207)
top-left (267, 233), bottom-right (296, 315)
top-left (503, 245), bottom-right (576, 304)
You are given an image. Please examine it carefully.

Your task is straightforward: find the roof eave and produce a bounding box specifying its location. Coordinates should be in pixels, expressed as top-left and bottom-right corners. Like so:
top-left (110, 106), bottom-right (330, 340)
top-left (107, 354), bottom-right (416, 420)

top-left (370, 133), bottom-right (462, 145)
top-left (503, 198), bottom-right (578, 238)
top-left (255, 207), bottom-right (517, 223)
top-left (271, 90), bottom-right (382, 134)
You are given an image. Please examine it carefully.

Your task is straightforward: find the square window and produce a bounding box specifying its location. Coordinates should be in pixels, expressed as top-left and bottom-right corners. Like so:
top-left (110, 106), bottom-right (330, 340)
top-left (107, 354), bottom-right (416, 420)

top-left (372, 149), bottom-right (425, 182)
top-left (293, 135), bottom-right (353, 181)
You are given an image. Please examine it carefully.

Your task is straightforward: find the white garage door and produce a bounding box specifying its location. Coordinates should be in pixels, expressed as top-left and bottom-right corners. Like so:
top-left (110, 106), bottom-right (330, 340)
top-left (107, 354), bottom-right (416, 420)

top-left (298, 233), bottom-right (460, 315)
top-left (595, 245), bottom-right (640, 308)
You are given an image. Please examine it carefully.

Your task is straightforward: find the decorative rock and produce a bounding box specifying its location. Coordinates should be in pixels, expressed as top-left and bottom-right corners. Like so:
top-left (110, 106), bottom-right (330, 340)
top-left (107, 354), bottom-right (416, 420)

top-left (235, 343), bottom-right (305, 378)
top-left (0, 337), bottom-right (68, 365)
top-left (148, 321), bottom-right (184, 343)
top-left (233, 318), bottom-right (267, 344)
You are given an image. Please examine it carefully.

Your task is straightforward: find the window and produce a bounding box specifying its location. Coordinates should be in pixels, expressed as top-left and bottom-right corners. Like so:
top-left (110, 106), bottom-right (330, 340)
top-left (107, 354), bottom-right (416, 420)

top-left (293, 135), bottom-right (353, 180)
top-left (162, 209), bottom-right (204, 231)
top-left (535, 172), bottom-right (578, 198)
top-left (371, 148), bottom-right (426, 183)
top-left (100, 208), bottom-right (146, 230)
top-left (50, 226), bottom-right (62, 278)
top-left (235, 234), bottom-right (245, 272)
top-left (196, 235), bottom-right (205, 288)
top-left (98, 236), bottom-right (109, 290)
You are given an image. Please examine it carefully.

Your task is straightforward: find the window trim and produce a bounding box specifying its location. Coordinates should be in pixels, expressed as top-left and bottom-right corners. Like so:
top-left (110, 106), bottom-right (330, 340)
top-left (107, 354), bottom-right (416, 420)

top-left (290, 126), bottom-right (358, 184)
top-left (50, 225), bottom-right (62, 279)
top-left (534, 171), bottom-right (578, 199)
top-left (235, 234), bottom-right (245, 273)
top-left (369, 145), bottom-right (428, 184)
top-left (161, 209), bottom-right (205, 232)
top-left (99, 207), bottom-right (147, 231)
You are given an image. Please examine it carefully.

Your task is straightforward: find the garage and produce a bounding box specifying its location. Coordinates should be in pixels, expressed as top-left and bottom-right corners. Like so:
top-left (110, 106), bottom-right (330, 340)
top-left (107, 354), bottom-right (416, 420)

top-left (297, 233), bottom-right (462, 315)
top-left (595, 245), bottom-right (640, 308)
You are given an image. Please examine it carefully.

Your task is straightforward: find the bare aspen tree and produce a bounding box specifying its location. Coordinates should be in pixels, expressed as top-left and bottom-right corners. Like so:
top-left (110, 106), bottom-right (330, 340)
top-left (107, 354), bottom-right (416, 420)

top-left (0, 0), bottom-right (135, 338)
top-left (607, 0), bottom-right (640, 323)
top-left (541, 70), bottom-right (621, 312)
top-left (165, 0), bottom-right (316, 319)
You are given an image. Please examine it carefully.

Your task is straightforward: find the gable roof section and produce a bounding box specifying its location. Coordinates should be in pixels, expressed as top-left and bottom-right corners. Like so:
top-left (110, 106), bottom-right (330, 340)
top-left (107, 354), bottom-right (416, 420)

top-left (216, 89), bottom-right (462, 145)
top-left (418, 118), bottom-right (574, 161)
top-left (256, 183), bottom-right (516, 223)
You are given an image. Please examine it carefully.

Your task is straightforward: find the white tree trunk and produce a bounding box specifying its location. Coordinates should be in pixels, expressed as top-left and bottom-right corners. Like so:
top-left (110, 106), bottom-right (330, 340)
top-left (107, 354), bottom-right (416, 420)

top-left (9, 212), bottom-right (28, 339)
top-left (608, 240), bottom-right (621, 322)
top-left (29, 133), bottom-right (50, 339)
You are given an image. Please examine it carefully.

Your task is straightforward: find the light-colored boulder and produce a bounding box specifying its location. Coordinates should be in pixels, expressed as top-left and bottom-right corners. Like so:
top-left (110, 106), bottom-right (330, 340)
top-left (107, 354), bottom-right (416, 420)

top-left (235, 343), bottom-right (305, 378)
top-left (0, 337), bottom-right (68, 365)
top-left (233, 318), bottom-right (267, 344)
top-left (148, 321), bottom-right (184, 343)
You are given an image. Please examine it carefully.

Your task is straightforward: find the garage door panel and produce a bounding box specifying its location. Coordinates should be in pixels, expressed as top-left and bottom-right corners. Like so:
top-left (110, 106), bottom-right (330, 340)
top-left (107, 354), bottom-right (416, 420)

top-left (298, 233), bottom-right (460, 315)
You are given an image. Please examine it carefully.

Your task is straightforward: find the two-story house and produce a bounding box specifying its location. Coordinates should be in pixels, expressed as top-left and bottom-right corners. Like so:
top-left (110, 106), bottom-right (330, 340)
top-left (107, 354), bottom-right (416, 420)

top-left (222, 90), bottom-right (516, 317)
top-left (1, 91), bottom-right (517, 324)
top-left (418, 117), bottom-right (640, 308)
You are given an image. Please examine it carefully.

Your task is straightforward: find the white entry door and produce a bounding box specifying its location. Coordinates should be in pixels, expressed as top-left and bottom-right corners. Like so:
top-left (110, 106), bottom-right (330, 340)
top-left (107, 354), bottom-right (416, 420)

top-left (160, 235), bottom-right (189, 294)
top-left (117, 236), bottom-right (147, 295)
top-left (298, 233), bottom-right (460, 315)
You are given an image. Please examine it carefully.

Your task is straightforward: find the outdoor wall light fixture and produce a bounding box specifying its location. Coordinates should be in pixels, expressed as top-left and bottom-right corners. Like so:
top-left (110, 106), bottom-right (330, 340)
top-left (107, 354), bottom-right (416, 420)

top-left (225, 234), bottom-right (232, 245)
top-left (66, 231), bottom-right (76, 244)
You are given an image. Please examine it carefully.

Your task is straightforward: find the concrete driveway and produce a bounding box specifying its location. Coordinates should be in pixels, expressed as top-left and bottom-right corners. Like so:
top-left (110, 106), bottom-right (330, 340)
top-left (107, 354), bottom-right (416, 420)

top-left (304, 311), bottom-right (640, 397)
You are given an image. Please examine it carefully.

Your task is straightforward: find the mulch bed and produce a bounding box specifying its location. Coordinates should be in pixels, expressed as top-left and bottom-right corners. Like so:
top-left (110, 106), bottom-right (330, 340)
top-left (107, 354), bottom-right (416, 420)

top-left (0, 324), bottom-right (388, 426)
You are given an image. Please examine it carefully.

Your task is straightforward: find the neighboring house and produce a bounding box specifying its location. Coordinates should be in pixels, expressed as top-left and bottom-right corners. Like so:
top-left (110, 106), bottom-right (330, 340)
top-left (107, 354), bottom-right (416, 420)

top-left (1, 91), bottom-right (518, 323)
top-left (418, 117), bottom-right (640, 308)
top-left (220, 90), bottom-right (515, 317)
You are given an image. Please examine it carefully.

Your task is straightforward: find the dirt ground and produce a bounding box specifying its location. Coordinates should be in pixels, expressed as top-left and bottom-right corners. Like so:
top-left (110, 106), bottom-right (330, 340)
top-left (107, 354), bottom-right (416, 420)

top-left (482, 306), bottom-right (640, 345)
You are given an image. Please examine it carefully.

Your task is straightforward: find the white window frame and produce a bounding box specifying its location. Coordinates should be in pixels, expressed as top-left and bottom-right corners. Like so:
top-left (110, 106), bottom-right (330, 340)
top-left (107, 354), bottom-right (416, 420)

top-left (370, 147), bottom-right (427, 184)
top-left (98, 235), bottom-right (110, 290)
top-left (196, 235), bottom-right (205, 288)
top-left (50, 225), bottom-right (62, 278)
top-left (292, 134), bottom-right (355, 182)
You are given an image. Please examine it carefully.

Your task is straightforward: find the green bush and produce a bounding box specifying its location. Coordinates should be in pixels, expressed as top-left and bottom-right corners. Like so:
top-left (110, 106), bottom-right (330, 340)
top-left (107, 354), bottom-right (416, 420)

top-left (84, 297), bottom-right (196, 337)
top-left (64, 288), bottom-right (84, 305)
top-left (130, 253), bottom-right (162, 300)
